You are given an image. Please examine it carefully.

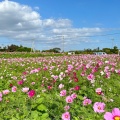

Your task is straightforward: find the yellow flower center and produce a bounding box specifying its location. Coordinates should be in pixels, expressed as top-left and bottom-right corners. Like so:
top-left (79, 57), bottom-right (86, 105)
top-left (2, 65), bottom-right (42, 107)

top-left (114, 116), bottom-right (120, 120)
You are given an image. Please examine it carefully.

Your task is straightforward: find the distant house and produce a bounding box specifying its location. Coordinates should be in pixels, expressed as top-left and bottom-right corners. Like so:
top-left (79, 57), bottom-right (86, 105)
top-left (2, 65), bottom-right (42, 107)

top-left (68, 51), bottom-right (75, 55)
top-left (93, 52), bottom-right (107, 55)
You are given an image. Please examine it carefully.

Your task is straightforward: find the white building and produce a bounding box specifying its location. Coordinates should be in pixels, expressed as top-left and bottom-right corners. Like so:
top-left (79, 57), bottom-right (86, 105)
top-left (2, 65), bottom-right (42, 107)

top-left (93, 52), bottom-right (107, 55)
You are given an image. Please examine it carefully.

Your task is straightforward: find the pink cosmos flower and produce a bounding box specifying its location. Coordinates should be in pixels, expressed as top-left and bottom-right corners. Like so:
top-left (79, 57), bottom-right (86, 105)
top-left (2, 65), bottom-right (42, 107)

top-left (83, 98), bottom-right (92, 106)
top-left (58, 84), bottom-right (64, 89)
top-left (0, 92), bottom-right (2, 97)
top-left (92, 67), bottom-right (98, 73)
top-left (62, 112), bottom-right (70, 120)
top-left (28, 90), bottom-right (35, 98)
top-left (104, 66), bottom-right (109, 72)
top-left (93, 102), bottom-right (105, 113)
top-left (105, 72), bottom-right (111, 78)
top-left (53, 75), bottom-right (58, 80)
top-left (87, 73), bottom-right (95, 81)
top-left (0, 92), bottom-right (2, 102)
top-left (0, 97), bottom-right (2, 102)
top-left (86, 63), bottom-right (91, 68)
top-left (96, 88), bottom-right (103, 95)
top-left (30, 69), bottom-right (39, 74)
top-left (12, 86), bottom-right (17, 92)
top-left (66, 96), bottom-right (73, 103)
top-left (104, 108), bottom-right (120, 120)
top-left (71, 93), bottom-right (77, 99)
top-left (81, 72), bottom-right (85, 76)
top-left (3, 90), bottom-right (10, 95)
top-left (68, 65), bottom-right (73, 71)
top-left (37, 68), bottom-right (41, 71)
top-left (60, 90), bottom-right (66, 96)
top-left (22, 87), bottom-right (29, 93)
top-left (31, 82), bottom-right (35, 85)
top-left (111, 67), bottom-right (115, 72)
top-left (64, 105), bottom-right (70, 111)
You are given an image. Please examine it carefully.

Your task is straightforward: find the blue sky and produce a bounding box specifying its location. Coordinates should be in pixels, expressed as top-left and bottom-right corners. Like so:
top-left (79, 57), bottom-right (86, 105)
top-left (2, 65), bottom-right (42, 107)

top-left (0, 0), bottom-right (120, 51)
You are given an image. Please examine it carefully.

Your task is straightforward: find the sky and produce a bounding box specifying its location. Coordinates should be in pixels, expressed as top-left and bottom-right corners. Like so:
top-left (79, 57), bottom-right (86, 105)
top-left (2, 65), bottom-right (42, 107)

top-left (0, 0), bottom-right (120, 51)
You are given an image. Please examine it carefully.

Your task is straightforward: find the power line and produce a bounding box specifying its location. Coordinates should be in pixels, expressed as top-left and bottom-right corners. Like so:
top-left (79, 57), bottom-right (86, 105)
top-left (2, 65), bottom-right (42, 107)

top-left (73, 32), bottom-right (120, 38)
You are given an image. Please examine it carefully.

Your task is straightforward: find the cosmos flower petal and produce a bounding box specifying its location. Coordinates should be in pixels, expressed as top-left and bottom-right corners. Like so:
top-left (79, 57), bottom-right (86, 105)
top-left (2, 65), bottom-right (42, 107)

top-left (104, 112), bottom-right (113, 120)
top-left (112, 108), bottom-right (120, 116)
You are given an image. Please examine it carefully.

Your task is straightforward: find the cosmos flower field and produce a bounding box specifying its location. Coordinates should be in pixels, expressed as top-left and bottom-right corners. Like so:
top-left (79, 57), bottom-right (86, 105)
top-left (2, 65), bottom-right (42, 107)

top-left (0, 54), bottom-right (120, 120)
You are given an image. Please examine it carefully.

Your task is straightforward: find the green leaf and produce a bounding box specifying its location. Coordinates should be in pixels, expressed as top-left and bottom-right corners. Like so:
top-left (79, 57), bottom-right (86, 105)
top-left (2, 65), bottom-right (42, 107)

top-left (73, 116), bottom-right (79, 120)
top-left (37, 104), bottom-right (47, 111)
top-left (78, 95), bottom-right (84, 100)
top-left (41, 113), bottom-right (49, 119)
top-left (81, 86), bottom-right (87, 90)
top-left (31, 111), bottom-right (39, 118)
top-left (36, 97), bottom-right (44, 104)
top-left (10, 117), bottom-right (17, 120)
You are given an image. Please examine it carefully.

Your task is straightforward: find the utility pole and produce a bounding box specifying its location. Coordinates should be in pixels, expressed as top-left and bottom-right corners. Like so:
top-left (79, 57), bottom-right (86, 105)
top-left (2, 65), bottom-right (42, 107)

top-left (31, 39), bottom-right (35, 52)
top-left (62, 35), bottom-right (64, 53)
top-left (55, 35), bottom-right (65, 53)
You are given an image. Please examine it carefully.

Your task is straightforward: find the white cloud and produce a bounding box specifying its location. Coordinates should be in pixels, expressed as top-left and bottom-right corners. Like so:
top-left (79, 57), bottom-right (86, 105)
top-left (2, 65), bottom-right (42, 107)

top-left (42, 19), bottom-right (71, 28)
top-left (0, 0), bottom-right (104, 50)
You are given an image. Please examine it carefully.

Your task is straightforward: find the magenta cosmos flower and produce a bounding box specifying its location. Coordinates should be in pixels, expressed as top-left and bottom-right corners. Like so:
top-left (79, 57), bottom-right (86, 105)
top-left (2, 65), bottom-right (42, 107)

top-left (28, 90), bottom-right (35, 98)
top-left (104, 108), bottom-right (120, 120)
top-left (62, 112), bottom-right (70, 120)
top-left (17, 80), bottom-right (24, 85)
top-left (74, 85), bottom-right (80, 91)
top-left (93, 102), bottom-right (105, 113)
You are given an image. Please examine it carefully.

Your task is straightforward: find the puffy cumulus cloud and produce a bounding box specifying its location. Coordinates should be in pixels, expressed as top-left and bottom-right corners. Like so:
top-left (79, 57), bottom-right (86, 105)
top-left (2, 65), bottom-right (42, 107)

top-left (0, 0), bottom-right (42, 40)
top-left (42, 19), bottom-right (72, 28)
top-left (0, 0), bottom-right (103, 50)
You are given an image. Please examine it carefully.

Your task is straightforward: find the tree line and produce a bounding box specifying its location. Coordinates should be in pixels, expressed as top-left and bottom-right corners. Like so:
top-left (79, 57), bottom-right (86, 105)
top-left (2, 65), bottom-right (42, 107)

top-left (0, 44), bottom-right (119, 54)
top-left (0, 44), bottom-right (32, 52)
top-left (43, 46), bottom-right (119, 54)
top-left (74, 46), bottom-right (119, 54)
